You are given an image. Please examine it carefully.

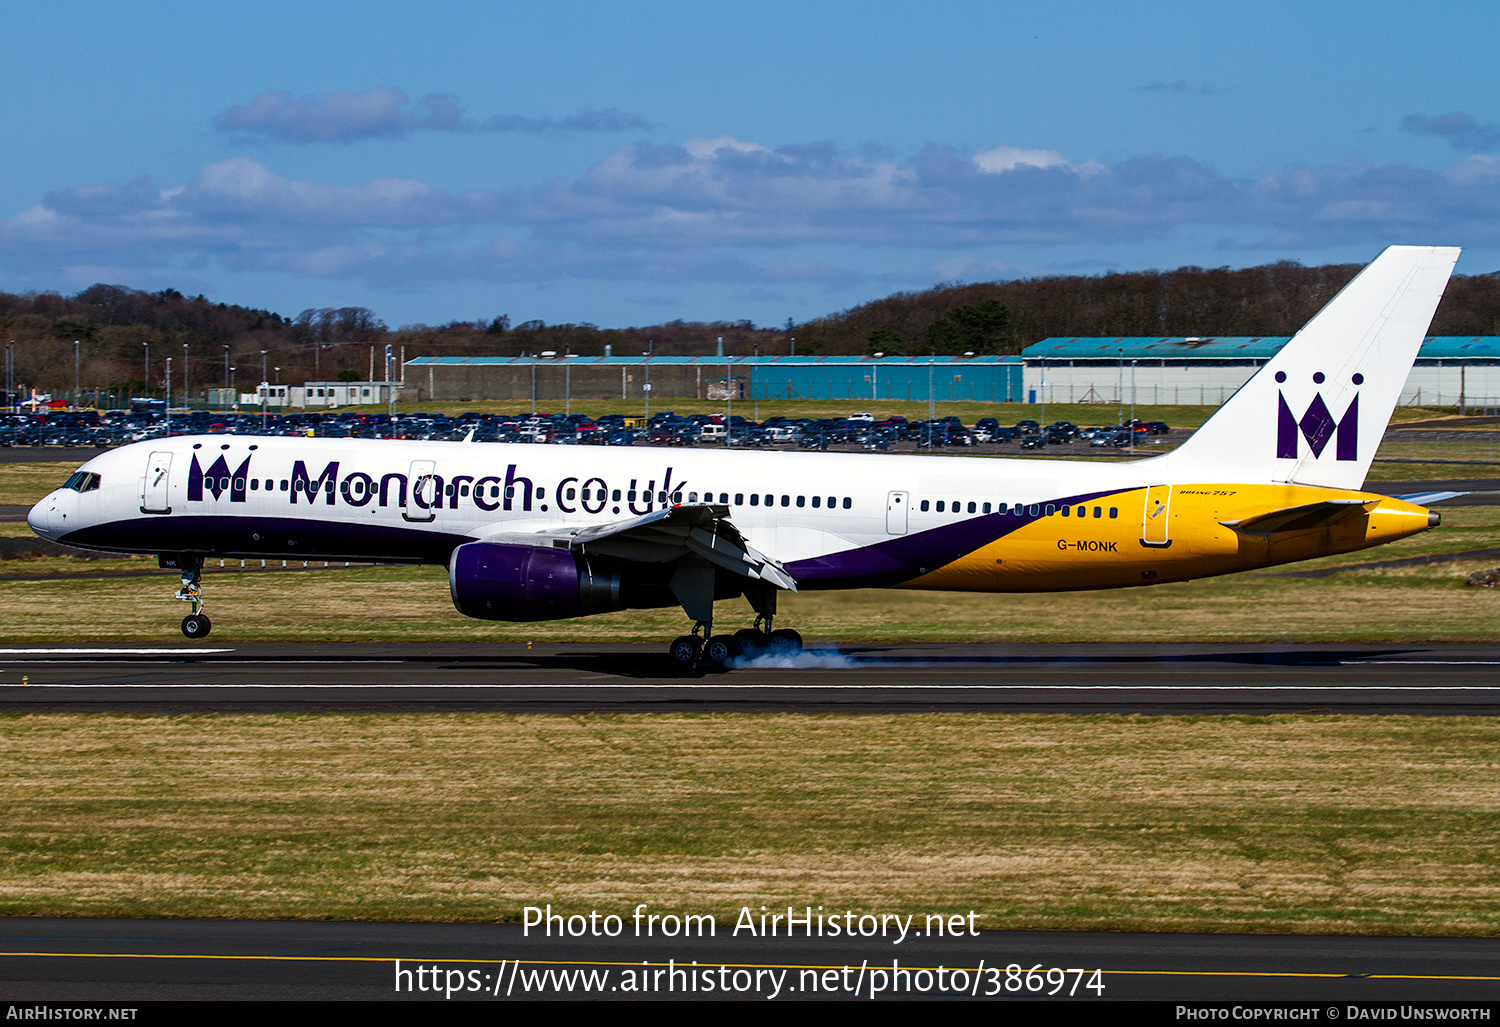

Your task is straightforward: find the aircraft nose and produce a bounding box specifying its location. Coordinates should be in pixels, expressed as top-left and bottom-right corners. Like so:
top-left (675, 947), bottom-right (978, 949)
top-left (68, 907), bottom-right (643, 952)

top-left (27, 495), bottom-right (57, 540)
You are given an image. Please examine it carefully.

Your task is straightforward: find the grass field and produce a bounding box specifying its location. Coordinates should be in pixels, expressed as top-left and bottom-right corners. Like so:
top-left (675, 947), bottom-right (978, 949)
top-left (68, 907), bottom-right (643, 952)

top-left (3, 452), bottom-right (1498, 933)
top-left (2, 712), bottom-right (1497, 933)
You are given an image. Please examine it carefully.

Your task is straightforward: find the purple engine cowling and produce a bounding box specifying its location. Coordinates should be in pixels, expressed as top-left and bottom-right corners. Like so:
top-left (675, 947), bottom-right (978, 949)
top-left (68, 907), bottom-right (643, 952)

top-left (449, 541), bottom-right (625, 621)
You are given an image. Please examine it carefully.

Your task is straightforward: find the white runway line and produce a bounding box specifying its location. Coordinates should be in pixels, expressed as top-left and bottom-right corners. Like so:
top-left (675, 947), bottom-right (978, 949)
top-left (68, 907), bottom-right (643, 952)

top-left (0, 648), bottom-right (235, 655)
top-left (7, 683), bottom-right (1500, 691)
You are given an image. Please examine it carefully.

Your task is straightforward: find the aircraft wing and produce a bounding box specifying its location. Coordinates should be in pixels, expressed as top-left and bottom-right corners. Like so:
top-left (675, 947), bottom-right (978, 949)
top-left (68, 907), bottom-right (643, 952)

top-left (481, 503), bottom-right (798, 592)
top-left (1220, 499), bottom-right (1377, 536)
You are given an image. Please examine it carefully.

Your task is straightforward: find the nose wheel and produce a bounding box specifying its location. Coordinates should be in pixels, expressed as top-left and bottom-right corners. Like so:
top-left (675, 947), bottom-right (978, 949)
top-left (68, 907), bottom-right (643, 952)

top-left (173, 555), bottom-right (211, 639)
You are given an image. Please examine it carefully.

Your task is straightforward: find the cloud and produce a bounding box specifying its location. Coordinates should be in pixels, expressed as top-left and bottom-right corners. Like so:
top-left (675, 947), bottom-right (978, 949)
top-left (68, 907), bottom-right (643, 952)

top-left (1136, 80), bottom-right (1221, 95)
top-left (488, 108), bottom-right (655, 133)
top-left (215, 88), bottom-right (653, 143)
top-left (1400, 111), bottom-right (1500, 153)
top-left (10, 137), bottom-right (1500, 295)
top-left (214, 88), bottom-right (461, 143)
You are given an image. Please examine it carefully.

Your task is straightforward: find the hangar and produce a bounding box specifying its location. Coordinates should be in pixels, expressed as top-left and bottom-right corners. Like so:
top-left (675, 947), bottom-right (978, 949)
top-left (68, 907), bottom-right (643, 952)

top-left (1022, 336), bottom-right (1500, 409)
top-left (402, 354), bottom-right (1025, 405)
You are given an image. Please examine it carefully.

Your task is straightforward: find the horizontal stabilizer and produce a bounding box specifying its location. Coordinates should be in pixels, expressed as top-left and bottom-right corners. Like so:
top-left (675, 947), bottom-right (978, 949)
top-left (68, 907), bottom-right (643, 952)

top-left (1393, 491), bottom-right (1469, 505)
top-left (1221, 499), bottom-right (1376, 536)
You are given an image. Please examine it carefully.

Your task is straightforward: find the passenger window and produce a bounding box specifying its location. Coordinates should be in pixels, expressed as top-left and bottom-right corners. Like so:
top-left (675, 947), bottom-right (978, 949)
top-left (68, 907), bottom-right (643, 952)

top-left (612, 490), bottom-right (621, 501)
top-left (280, 480), bottom-right (288, 491)
top-left (506, 486), bottom-right (515, 499)
top-left (566, 488), bottom-right (576, 500)
top-left (628, 490), bottom-right (636, 501)
top-left (936, 501), bottom-right (944, 512)
top-left (967, 502), bottom-right (976, 513)
top-left (842, 498), bottom-right (850, 509)
top-left (1029, 505), bottom-right (1040, 516)
top-left (658, 491), bottom-right (666, 503)
top-left (1045, 504), bottom-right (1055, 515)
top-left (751, 494), bottom-right (760, 506)
top-left (812, 496), bottom-right (821, 508)
top-left (982, 502), bottom-right (991, 513)
top-left (796, 496), bottom-right (805, 507)
top-left (765, 494), bottom-right (773, 506)
top-left (1076, 507), bottom-right (1085, 517)
top-left (997, 503), bottom-right (1008, 514)
top-left (537, 488), bottom-right (545, 499)
top-left (673, 491), bottom-right (683, 503)
top-left (491, 486), bottom-right (500, 498)
top-left (720, 493), bottom-right (729, 504)
top-left (735, 494), bottom-right (744, 505)
top-left (781, 495), bottom-right (789, 507)
top-left (1093, 506), bottom-right (1101, 518)
top-left (1109, 507), bottom-right (1118, 518)
top-left (826, 496), bottom-right (834, 508)
top-left (689, 492), bottom-right (698, 503)
top-left (921, 500), bottom-right (930, 512)
top-left (1061, 505), bottom-right (1070, 517)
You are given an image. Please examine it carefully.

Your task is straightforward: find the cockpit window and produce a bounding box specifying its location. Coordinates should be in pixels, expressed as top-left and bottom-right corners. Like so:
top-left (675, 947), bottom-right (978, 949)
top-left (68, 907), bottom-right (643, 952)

top-left (64, 471), bottom-right (101, 493)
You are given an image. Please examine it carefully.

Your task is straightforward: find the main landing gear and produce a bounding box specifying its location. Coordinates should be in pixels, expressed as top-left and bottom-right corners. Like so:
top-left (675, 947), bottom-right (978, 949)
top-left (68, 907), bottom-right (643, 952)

top-left (666, 614), bottom-right (804, 673)
top-left (174, 555), bottom-right (211, 639)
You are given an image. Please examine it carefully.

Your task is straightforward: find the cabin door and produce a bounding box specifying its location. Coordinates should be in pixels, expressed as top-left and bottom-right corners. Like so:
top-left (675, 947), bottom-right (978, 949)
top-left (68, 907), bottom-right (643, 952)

top-left (141, 451), bottom-right (173, 514)
top-left (886, 491), bottom-right (909, 535)
top-left (1141, 484), bottom-right (1172, 548)
top-left (404, 459), bottom-right (438, 522)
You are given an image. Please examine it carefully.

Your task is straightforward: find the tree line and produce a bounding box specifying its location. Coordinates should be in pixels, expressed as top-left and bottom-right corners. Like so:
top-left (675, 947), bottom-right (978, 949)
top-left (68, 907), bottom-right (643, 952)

top-left (5, 261), bottom-right (1500, 395)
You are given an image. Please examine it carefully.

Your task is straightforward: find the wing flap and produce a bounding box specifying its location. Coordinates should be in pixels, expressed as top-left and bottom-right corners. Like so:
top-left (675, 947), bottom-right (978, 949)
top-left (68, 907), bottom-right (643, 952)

top-left (479, 503), bottom-right (797, 592)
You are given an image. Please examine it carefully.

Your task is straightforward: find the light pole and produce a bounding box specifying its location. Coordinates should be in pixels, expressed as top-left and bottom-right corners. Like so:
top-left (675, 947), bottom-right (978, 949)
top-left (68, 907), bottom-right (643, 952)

top-left (261, 349), bottom-right (268, 430)
top-left (928, 346), bottom-right (935, 447)
top-left (165, 357), bottom-right (172, 436)
top-left (144, 342), bottom-right (150, 401)
top-left (229, 367), bottom-right (236, 410)
top-left (73, 340), bottom-right (80, 410)
top-left (183, 343), bottom-right (189, 412)
top-left (1117, 348), bottom-right (1124, 427)
top-left (644, 341), bottom-right (652, 420)
top-left (1130, 359), bottom-right (1137, 455)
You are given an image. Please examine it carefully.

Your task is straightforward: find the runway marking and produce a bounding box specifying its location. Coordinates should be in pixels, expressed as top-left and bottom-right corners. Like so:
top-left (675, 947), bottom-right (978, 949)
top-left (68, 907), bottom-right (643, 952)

top-left (1353, 660), bottom-right (1500, 666)
top-left (6, 683), bottom-right (1500, 691)
top-left (1, 950), bottom-right (1495, 981)
top-left (0, 659), bottom-right (398, 665)
top-left (0, 648), bottom-right (235, 655)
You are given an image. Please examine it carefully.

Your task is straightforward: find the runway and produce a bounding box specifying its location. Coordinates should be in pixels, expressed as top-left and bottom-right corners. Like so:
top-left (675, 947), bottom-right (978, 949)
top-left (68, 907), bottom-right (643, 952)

top-left (2, 642), bottom-right (1500, 714)
top-left (2, 917), bottom-right (1498, 1001)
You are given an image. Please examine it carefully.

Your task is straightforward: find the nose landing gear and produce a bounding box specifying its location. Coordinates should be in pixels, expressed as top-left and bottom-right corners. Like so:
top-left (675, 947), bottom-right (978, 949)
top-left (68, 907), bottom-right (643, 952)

top-left (173, 555), bottom-right (211, 639)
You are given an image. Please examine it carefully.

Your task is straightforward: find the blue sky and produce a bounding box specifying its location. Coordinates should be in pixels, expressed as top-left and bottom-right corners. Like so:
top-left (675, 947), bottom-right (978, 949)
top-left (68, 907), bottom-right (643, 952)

top-left (3, 1), bottom-right (1498, 329)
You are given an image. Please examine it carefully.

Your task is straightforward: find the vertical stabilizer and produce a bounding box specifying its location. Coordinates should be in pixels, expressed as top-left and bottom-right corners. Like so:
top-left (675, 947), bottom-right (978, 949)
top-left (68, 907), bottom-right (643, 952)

top-left (1160, 245), bottom-right (1459, 489)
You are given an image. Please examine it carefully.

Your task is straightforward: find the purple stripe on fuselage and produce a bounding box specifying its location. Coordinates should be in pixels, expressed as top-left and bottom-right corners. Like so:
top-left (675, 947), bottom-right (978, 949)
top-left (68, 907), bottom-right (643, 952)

top-left (57, 515), bottom-right (469, 564)
top-left (788, 489), bottom-right (1125, 588)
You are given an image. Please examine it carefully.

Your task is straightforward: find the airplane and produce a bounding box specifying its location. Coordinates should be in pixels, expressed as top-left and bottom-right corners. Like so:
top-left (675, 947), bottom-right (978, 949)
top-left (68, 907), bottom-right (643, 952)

top-left (28, 245), bottom-right (1460, 670)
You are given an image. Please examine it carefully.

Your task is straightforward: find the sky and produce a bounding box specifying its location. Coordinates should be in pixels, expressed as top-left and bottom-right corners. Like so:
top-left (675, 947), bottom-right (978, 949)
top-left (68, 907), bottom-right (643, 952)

top-left (2, 0), bottom-right (1498, 330)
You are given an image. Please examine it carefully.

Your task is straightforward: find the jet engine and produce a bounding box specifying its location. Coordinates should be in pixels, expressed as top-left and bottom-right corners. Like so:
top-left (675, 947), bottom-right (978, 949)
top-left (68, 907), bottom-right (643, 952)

top-left (449, 541), bottom-right (626, 621)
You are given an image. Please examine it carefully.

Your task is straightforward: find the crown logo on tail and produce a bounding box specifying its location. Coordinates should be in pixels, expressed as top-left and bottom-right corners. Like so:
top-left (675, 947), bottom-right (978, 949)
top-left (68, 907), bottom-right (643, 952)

top-left (1276, 371), bottom-right (1361, 461)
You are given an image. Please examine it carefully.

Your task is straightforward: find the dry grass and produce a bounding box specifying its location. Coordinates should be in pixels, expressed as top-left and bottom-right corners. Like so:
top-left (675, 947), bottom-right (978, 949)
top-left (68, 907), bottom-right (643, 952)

top-left (0, 713), bottom-right (1496, 933)
top-left (0, 462), bottom-right (76, 506)
top-left (0, 506), bottom-right (1497, 642)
